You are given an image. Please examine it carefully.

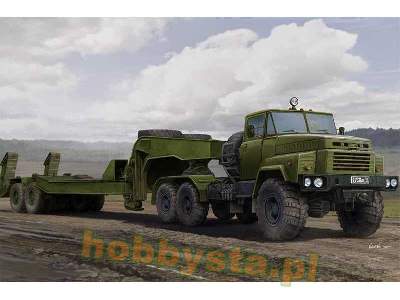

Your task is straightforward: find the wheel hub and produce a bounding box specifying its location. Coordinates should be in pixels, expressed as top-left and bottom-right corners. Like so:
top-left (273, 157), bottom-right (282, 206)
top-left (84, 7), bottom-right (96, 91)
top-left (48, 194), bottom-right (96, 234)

top-left (161, 195), bottom-right (170, 212)
top-left (265, 196), bottom-right (281, 225)
top-left (183, 196), bottom-right (192, 215)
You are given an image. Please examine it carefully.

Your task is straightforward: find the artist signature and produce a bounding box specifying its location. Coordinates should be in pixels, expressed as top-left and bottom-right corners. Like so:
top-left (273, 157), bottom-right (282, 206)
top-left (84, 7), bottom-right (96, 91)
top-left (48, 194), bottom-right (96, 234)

top-left (368, 243), bottom-right (391, 249)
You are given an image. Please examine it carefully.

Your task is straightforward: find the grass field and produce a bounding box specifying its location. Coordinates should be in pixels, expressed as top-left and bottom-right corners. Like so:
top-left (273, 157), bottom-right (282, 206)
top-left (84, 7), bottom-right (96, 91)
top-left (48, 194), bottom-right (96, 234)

top-left (383, 197), bottom-right (400, 218)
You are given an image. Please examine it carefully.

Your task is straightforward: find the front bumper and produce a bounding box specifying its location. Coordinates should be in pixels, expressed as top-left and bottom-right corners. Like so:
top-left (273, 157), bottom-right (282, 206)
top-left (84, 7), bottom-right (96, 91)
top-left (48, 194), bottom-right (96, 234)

top-left (299, 174), bottom-right (399, 192)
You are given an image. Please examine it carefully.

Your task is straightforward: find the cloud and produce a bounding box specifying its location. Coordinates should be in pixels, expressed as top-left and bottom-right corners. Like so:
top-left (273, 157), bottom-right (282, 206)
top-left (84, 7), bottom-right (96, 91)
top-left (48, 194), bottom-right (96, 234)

top-left (0, 18), bottom-right (398, 142)
top-left (0, 18), bottom-right (170, 140)
top-left (0, 18), bottom-right (169, 59)
top-left (94, 19), bottom-right (396, 141)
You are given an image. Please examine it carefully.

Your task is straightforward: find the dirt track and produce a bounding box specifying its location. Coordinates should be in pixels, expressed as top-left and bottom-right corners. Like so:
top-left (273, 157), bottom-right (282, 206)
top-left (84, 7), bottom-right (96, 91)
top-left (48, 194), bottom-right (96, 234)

top-left (0, 199), bottom-right (399, 282)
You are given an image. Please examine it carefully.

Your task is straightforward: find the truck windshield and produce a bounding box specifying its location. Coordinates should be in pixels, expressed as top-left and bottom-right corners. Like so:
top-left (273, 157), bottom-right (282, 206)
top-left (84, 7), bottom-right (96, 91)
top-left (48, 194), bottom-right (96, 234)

top-left (271, 112), bottom-right (307, 134)
top-left (306, 113), bottom-right (337, 134)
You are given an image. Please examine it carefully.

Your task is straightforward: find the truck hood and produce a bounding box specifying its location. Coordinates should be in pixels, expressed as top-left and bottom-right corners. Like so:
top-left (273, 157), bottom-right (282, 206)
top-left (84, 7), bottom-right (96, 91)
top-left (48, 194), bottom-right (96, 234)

top-left (274, 134), bottom-right (372, 155)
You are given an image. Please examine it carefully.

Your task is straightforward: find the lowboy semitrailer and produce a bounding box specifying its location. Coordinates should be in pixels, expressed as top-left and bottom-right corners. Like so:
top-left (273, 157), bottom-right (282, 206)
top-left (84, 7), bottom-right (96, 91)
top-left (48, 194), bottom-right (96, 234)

top-left (1, 99), bottom-right (398, 241)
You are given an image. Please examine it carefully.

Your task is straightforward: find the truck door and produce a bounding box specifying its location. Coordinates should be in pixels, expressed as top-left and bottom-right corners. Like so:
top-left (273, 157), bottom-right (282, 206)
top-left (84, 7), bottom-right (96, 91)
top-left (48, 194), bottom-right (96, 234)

top-left (240, 113), bottom-right (266, 180)
top-left (262, 113), bottom-right (277, 159)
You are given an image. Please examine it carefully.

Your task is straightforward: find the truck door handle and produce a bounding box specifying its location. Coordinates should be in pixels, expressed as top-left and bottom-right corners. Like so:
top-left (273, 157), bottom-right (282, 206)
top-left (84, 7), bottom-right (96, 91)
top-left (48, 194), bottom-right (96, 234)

top-left (242, 144), bottom-right (248, 149)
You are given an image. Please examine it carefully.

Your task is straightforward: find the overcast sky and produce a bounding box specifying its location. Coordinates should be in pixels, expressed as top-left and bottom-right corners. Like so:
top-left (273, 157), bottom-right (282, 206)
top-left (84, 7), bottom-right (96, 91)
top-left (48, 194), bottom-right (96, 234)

top-left (0, 17), bottom-right (399, 142)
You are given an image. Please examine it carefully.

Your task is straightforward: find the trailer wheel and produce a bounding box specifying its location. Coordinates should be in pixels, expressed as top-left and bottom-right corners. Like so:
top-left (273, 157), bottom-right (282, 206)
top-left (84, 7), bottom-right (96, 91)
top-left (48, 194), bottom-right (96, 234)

top-left (256, 178), bottom-right (308, 241)
top-left (88, 195), bottom-right (105, 212)
top-left (337, 191), bottom-right (383, 237)
top-left (24, 183), bottom-right (48, 214)
top-left (71, 196), bottom-right (90, 212)
top-left (156, 183), bottom-right (178, 223)
top-left (236, 200), bottom-right (257, 224)
top-left (9, 183), bottom-right (26, 213)
top-left (176, 182), bottom-right (209, 226)
top-left (211, 202), bottom-right (234, 221)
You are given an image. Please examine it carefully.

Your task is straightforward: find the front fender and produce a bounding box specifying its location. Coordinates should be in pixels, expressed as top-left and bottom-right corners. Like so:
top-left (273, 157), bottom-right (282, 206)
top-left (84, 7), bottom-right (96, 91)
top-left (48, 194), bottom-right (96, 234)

top-left (252, 165), bottom-right (288, 199)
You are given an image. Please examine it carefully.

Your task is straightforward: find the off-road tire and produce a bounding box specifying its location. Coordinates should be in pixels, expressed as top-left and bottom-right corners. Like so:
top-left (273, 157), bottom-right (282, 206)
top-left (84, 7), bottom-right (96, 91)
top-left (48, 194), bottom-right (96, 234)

top-left (211, 202), bottom-right (234, 221)
top-left (70, 196), bottom-right (90, 212)
top-left (9, 183), bottom-right (26, 213)
top-left (221, 131), bottom-right (243, 178)
top-left (138, 129), bottom-right (183, 139)
top-left (183, 134), bottom-right (212, 140)
top-left (236, 200), bottom-right (257, 224)
top-left (156, 183), bottom-right (178, 223)
top-left (24, 183), bottom-right (48, 214)
top-left (177, 182), bottom-right (209, 226)
top-left (88, 195), bottom-right (105, 212)
top-left (337, 191), bottom-right (383, 237)
top-left (256, 178), bottom-right (308, 241)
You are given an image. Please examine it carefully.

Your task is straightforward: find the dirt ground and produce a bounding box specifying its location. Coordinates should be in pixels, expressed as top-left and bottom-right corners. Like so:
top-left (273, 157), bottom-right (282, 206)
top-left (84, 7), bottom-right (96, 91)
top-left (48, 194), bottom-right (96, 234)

top-left (0, 198), bottom-right (399, 282)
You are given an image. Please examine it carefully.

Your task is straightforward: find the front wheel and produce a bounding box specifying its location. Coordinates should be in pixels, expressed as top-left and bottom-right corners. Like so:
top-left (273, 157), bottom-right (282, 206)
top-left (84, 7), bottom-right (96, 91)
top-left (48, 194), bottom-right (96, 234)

top-left (337, 192), bottom-right (383, 237)
top-left (256, 178), bottom-right (308, 241)
top-left (176, 182), bottom-right (209, 226)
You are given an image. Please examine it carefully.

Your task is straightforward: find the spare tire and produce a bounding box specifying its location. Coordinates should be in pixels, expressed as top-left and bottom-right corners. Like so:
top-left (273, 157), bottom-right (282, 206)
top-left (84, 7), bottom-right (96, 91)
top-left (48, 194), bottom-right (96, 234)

top-left (220, 131), bottom-right (243, 178)
top-left (138, 129), bottom-right (183, 138)
top-left (183, 134), bottom-right (212, 140)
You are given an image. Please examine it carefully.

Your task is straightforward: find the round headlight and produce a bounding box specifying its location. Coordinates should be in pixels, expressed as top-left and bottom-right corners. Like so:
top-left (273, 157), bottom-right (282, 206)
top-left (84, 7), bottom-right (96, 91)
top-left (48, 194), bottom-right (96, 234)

top-left (386, 179), bottom-right (391, 188)
top-left (314, 177), bottom-right (323, 188)
top-left (391, 178), bottom-right (398, 188)
top-left (304, 177), bottom-right (312, 187)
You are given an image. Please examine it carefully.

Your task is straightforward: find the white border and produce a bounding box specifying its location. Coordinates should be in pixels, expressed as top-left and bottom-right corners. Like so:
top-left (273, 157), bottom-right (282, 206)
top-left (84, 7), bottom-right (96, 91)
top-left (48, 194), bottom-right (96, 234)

top-left (0, 0), bottom-right (399, 17)
top-left (0, 282), bottom-right (398, 299)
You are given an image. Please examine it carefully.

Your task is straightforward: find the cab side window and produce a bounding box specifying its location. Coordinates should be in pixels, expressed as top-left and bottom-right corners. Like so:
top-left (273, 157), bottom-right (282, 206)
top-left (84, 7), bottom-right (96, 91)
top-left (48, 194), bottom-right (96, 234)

top-left (246, 114), bottom-right (265, 139)
top-left (266, 114), bottom-right (276, 135)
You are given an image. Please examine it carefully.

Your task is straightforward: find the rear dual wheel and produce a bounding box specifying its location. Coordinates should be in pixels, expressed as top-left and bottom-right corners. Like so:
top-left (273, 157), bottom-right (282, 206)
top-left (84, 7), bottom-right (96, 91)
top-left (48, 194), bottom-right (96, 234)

top-left (156, 182), bottom-right (209, 226)
top-left (176, 182), bottom-right (209, 226)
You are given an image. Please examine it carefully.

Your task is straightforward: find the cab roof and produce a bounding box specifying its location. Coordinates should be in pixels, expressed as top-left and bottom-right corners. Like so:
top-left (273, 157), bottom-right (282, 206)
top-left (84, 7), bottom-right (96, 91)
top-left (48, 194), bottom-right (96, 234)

top-left (245, 108), bottom-right (333, 118)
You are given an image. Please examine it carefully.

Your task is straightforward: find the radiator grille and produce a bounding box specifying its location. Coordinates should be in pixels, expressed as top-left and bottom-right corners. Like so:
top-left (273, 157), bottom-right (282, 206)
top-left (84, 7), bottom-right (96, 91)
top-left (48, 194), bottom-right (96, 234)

top-left (332, 152), bottom-right (371, 171)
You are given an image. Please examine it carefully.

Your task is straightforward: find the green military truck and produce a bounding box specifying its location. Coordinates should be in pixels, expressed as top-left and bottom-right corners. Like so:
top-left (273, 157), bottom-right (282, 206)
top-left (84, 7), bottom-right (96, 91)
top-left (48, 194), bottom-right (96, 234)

top-left (2, 99), bottom-right (398, 241)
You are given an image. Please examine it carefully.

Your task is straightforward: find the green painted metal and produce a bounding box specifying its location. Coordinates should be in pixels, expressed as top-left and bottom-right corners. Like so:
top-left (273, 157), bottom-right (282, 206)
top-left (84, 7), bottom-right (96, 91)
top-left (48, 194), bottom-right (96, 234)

top-left (124, 137), bottom-right (224, 207)
top-left (43, 152), bottom-right (60, 176)
top-left (34, 176), bottom-right (126, 195)
top-left (240, 108), bottom-right (384, 197)
top-left (102, 159), bottom-right (128, 181)
top-left (0, 152), bottom-right (18, 197)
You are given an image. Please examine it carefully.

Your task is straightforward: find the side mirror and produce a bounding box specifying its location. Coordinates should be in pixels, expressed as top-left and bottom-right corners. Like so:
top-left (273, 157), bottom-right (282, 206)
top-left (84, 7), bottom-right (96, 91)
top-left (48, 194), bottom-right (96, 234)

top-left (247, 125), bottom-right (255, 138)
top-left (338, 127), bottom-right (345, 135)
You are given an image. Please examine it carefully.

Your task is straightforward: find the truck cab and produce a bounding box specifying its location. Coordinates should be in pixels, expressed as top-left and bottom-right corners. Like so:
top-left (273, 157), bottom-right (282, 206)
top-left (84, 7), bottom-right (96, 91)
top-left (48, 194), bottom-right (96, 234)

top-left (218, 98), bottom-right (398, 240)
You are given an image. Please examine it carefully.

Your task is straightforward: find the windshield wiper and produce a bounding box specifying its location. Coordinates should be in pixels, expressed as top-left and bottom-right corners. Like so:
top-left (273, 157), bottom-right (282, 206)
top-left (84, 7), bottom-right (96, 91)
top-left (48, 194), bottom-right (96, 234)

top-left (314, 129), bottom-right (329, 132)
